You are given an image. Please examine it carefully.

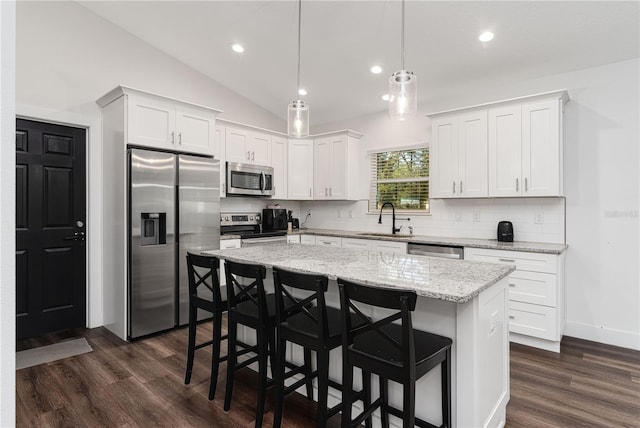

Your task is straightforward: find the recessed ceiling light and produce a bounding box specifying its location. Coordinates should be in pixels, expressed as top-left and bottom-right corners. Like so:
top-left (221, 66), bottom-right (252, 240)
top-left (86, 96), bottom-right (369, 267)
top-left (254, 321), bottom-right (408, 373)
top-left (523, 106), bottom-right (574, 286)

top-left (231, 43), bottom-right (245, 53)
top-left (298, 88), bottom-right (307, 96)
top-left (381, 94), bottom-right (390, 101)
top-left (478, 31), bottom-right (494, 42)
top-left (370, 65), bottom-right (383, 74)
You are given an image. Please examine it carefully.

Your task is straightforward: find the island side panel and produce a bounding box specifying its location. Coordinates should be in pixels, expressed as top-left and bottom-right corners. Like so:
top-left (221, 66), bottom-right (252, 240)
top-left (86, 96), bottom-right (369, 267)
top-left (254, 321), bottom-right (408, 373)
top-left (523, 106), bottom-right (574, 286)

top-left (456, 276), bottom-right (510, 428)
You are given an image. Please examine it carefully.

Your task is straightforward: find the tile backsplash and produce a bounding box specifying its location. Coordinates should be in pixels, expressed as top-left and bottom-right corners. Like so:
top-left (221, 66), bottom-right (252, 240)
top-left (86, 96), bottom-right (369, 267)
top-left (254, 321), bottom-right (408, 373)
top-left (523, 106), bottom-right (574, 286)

top-left (299, 198), bottom-right (566, 244)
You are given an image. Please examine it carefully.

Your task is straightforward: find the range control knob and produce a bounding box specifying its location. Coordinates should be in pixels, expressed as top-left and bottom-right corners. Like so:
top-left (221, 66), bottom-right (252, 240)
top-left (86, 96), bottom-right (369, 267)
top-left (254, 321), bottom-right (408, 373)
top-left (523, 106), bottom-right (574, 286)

top-left (256, 214), bottom-right (261, 221)
top-left (249, 216), bottom-right (254, 221)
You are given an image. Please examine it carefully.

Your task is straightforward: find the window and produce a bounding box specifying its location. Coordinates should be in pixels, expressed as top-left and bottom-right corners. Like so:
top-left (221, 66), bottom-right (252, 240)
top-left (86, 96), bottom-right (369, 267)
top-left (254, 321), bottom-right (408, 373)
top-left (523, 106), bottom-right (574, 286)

top-left (369, 147), bottom-right (429, 213)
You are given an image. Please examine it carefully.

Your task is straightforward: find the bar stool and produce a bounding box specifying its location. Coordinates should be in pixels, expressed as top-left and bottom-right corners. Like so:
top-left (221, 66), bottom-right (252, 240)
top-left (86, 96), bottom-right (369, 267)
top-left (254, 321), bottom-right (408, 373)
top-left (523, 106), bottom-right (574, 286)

top-left (223, 260), bottom-right (279, 428)
top-left (338, 278), bottom-right (453, 428)
top-left (272, 267), bottom-right (368, 428)
top-left (184, 253), bottom-right (227, 400)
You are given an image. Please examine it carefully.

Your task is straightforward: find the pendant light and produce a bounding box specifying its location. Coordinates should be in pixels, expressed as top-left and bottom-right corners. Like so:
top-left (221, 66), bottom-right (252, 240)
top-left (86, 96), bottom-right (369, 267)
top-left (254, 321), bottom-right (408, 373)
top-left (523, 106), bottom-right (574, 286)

top-left (388, 0), bottom-right (417, 120)
top-left (288, 0), bottom-right (309, 137)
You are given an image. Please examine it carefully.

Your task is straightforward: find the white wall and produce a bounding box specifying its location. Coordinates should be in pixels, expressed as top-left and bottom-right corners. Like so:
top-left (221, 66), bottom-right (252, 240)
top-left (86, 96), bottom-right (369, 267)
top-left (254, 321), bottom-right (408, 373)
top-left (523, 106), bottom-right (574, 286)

top-left (312, 59), bottom-right (640, 350)
top-left (15, 1), bottom-right (286, 329)
top-left (0, 1), bottom-right (16, 425)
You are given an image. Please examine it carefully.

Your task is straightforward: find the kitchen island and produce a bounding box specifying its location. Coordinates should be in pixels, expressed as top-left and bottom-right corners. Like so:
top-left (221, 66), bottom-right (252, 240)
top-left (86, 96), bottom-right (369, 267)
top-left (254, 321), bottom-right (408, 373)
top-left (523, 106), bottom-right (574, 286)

top-left (204, 243), bottom-right (515, 428)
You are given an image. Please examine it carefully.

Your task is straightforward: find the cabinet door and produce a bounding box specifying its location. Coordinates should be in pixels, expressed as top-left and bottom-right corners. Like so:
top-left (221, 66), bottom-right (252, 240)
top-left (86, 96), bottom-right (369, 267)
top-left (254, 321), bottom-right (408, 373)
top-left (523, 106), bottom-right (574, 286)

top-left (288, 139), bottom-right (314, 199)
top-left (313, 137), bottom-right (331, 199)
top-left (328, 136), bottom-right (347, 199)
top-left (271, 136), bottom-right (288, 199)
top-left (522, 100), bottom-right (561, 196)
top-left (225, 127), bottom-right (250, 163)
top-left (342, 238), bottom-right (372, 251)
top-left (249, 132), bottom-right (271, 165)
top-left (430, 116), bottom-right (458, 198)
top-left (489, 105), bottom-right (522, 196)
top-left (458, 111), bottom-right (488, 198)
top-left (127, 93), bottom-right (176, 149)
top-left (175, 105), bottom-right (215, 155)
top-left (214, 125), bottom-right (226, 197)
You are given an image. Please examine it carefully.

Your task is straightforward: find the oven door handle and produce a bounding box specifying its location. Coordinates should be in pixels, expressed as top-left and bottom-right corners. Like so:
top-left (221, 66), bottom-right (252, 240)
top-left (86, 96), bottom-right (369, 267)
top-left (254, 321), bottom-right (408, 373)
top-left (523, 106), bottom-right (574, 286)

top-left (242, 236), bottom-right (288, 245)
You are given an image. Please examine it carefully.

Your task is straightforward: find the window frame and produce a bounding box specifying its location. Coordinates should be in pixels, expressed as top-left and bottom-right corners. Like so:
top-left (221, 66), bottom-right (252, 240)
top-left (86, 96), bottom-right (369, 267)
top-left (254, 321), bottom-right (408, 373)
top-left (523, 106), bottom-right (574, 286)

top-left (368, 144), bottom-right (430, 215)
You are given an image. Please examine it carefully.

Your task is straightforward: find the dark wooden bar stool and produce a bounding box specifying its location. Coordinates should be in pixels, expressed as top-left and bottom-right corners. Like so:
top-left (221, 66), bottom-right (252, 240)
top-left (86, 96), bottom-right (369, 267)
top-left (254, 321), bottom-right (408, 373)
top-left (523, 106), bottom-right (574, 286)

top-left (338, 278), bottom-right (453, 428)
top-left (272, 267), bottom-right (368, 428)
top-left (223, 260), bottom-right (278, 428)
top-left (184, 253), bottom-right (227, 400)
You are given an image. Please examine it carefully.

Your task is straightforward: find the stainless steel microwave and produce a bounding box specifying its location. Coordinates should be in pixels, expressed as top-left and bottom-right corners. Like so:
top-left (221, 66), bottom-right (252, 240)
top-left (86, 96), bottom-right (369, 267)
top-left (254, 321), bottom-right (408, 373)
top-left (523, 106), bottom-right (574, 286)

top-left (226, 162), bottom-right (275, 197)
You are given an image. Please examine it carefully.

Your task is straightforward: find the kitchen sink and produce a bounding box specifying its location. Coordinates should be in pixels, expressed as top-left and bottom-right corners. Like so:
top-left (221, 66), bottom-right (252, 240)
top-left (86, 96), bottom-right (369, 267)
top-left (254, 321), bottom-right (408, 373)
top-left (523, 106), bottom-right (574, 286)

top-left (356, 233), bottom-right (412, 238)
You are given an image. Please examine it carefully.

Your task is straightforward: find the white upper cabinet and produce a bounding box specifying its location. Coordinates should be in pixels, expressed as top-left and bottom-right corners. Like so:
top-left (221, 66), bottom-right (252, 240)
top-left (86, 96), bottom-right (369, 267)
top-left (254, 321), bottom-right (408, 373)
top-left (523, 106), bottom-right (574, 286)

top-left (429, 90), bottom-right (568, 199)
top-left (313, 130), bottom-right (361, 200)
top-left (288, 139), bottom-right (314, 200)
top-left (271, 135), bottom-right (288, 199)
top-left (489, 98), bottom-right (564, 197)
top-left (430, 112), bottom-right (487, 198)
top-left (121, 89), bottom-right (218, 155)
top-left (225, 126), bottom-right (271, 166)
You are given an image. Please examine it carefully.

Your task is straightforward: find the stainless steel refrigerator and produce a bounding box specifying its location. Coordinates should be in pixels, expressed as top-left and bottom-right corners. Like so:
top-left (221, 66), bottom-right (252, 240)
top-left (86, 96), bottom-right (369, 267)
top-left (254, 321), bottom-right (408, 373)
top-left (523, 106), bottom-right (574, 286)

top-left (128, 148), bottom-right (220, 339)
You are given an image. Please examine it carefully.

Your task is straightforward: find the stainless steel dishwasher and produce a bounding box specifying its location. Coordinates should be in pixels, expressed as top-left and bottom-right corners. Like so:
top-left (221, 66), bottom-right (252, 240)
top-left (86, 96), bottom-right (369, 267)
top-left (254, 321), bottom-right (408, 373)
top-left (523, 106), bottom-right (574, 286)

top-left (407, 242), bottom-right (464, 259)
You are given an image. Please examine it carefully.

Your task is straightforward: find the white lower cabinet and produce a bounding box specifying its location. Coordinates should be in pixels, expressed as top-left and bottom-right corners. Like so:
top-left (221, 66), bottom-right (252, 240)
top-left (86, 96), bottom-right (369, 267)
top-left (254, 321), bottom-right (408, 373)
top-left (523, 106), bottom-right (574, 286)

top-left (219, 239), bottom-right (241, 287)
top-left (286, 235), bottom-right (301, 244)
top-left (300, 235), bottom-right (317, 245)
top-left (464, 247), bottom-right (565, 352)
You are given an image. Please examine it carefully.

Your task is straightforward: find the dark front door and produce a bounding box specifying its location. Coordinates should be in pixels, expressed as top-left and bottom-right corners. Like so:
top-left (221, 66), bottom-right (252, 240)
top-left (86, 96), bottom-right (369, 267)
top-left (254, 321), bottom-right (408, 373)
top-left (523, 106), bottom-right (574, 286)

top-left (16, 119), bottom-right (87, 339)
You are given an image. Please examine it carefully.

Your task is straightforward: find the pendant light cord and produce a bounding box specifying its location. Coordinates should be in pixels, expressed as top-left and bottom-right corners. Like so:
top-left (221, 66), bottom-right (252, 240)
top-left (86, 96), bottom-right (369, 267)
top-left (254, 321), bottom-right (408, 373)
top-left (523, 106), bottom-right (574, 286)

top-left (401, 0), bottom-right (405, 71)
top-left (296, 0), bottom-right (302, 97)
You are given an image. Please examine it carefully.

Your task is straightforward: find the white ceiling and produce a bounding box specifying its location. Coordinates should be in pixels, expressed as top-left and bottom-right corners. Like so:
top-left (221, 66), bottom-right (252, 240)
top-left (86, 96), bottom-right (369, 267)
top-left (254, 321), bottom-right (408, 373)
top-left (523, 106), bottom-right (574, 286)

top-left (78, 1), bottom-right (639, 126)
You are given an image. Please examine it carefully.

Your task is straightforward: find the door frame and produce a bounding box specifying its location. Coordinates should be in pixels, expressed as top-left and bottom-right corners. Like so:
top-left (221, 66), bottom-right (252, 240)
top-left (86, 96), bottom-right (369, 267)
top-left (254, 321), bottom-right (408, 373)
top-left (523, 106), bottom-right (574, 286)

top-left (16, 106), bottom-right (101, 330)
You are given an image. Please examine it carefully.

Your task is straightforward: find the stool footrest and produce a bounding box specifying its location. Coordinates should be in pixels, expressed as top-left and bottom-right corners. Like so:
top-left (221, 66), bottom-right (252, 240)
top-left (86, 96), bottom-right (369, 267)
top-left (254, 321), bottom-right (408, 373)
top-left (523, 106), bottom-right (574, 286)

top-left (194, 339), bottom-right (214, 350)
top-left (352, 397), bottom-right (383, 427)
top-left (386, 404), bottom-right (441, 428)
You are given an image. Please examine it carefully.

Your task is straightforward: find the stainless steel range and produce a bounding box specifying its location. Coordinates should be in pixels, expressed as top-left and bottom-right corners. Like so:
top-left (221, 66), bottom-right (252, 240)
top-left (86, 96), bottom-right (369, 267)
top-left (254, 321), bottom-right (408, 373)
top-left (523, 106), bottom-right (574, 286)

top-left (220, 212), bottom-right (288, 246)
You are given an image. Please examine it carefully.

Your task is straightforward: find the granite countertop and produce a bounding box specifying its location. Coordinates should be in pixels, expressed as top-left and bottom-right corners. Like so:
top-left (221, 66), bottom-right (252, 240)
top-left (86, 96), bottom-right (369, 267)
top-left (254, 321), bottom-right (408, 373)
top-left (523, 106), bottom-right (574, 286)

top-left (204, 243), bottom-right (515, 304)
top-left (289, 228), bottom-right (567, 254)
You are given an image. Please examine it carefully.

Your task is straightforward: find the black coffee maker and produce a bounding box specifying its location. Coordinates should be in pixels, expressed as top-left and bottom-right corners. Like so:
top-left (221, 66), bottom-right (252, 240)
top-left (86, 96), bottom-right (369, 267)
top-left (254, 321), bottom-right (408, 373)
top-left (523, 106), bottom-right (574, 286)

top-left (497, 221), bottom-right (514, 242)
top-left (262, 208), bottom-right (288, 231)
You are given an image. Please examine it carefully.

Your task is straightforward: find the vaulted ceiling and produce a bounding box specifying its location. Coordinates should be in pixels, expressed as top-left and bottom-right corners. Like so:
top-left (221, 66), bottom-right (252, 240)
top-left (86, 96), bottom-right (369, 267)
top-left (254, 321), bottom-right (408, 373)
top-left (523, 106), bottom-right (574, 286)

top-left (79, 1), bottom-right (639, 125)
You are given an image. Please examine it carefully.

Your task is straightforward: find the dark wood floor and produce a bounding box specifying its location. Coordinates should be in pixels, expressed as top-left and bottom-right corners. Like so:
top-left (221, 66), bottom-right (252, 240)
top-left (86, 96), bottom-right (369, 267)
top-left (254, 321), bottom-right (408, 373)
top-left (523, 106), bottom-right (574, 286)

top-left (16, 322), bottom-right (640, 427)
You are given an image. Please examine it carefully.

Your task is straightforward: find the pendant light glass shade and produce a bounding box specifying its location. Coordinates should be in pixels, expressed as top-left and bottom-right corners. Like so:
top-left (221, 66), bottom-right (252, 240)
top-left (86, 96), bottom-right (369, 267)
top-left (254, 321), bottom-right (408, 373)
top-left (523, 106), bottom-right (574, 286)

top-left (288, 0), bottom-right (309, 137)
top-left (388, 70), bottom-right (417, 121)
top-left (389, 0), bottom-right (417, 120)
top-left (288, 99), bottom-right (309, 138)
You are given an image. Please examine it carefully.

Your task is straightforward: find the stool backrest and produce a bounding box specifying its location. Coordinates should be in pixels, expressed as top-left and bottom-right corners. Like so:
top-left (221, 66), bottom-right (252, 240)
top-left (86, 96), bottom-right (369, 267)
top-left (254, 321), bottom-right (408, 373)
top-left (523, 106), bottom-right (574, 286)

top-left (338, 278), bottom-right (418, 369)
top-left (186, 253), bottom-right (222, 304)
top-left (224, 260), bottom-right (268, 318)
top-left (272, 267), bottom-right (329, 339)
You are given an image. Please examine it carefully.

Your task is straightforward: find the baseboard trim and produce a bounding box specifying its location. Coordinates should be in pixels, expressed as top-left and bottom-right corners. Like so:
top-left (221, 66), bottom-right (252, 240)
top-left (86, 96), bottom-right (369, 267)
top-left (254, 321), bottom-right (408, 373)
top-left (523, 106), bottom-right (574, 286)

top-left (565, 322), bottom-right (640, 351)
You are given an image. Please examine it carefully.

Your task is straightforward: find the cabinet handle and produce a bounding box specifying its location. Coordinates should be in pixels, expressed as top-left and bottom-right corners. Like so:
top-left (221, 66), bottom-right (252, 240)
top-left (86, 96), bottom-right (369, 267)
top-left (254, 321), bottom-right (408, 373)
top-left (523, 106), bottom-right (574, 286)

top-left (509, 315), bottom-right (515, 320)
top-left (460, 181), bottom-right (463, 194)
top-left (251, 151), bottom-right (255, 161)
top-left (325, 187), bottom-right (328, 196)
top-left (178, 132), bottom-right (182, 145)
top-left (171, 131), bottom-right (175, 144)
top-left (516, 178), bottom-right (519, 192)
top-left (499, 258), bottom-right (516, 263)
top-left (330, 187), bottom-right (332, 196)
top-left (247, 151), bottom-right (251, 160)
top-left (453, 181), bottom-right (456, 194)
top-left (509, 283), bottom-right (516, 287)
top-left (525, 177), bottom-right (528, 192)
top-left (309, 188), bottom-right (312, 197)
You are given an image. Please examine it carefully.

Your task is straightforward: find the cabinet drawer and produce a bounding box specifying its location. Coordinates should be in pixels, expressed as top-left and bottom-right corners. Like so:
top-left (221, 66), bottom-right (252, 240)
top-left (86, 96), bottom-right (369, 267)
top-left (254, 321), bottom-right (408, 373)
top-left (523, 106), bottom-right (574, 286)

top-left (372, 241), bottom-right (407, 254)
top-left (508, 270), bottom-right (557, 306)
top-left (464, 248), bottom-right (557, 273)
top-left (287, 235), bottom-right (301, 244)
top-left (508, 301), bottom-right (558, 341)
top-left (316, 236), bottom-right (342, 247)
top-left (300, 235), bottom-right (316, 245)
top-left (220, 239), bottom-right (241, 249)
top-left (342, 238), bottom-right (371, 250)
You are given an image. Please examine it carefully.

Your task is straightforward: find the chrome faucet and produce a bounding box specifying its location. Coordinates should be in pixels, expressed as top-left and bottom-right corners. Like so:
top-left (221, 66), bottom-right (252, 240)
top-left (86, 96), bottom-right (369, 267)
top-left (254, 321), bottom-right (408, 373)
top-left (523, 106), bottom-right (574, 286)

top-left (378, 202), bottom-right (402, 235)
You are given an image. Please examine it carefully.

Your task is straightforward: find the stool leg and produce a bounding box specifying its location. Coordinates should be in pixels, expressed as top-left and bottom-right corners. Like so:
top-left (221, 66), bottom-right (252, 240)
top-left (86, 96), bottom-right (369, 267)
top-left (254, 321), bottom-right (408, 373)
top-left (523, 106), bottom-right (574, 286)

top-left (402, 379), bottom-right (416, 428)
top-left (268, 326), bottom-right (278, 379)
top-left (362, 370), bottom-right (372, 428)
top-left (379, 375), bottom-right (389, 428)
top-left (273, 337), bottom-right (287, 428)
top-left (184, 303), bottom-right (197, 384)
top-left (303, 348), bottom-right (313, 399)
top-left (341, 360), bottom-right (353, 428)
top-left (223, 319), bottom-right (237, 411)
top-left (255, 328), bottom-right (268, 428)
top-left (442, 349), bottom-right (452, 428)
top-left (316, 349), bottom-right (329, 428)
top-left (208, 309), bottom-right (222, 400)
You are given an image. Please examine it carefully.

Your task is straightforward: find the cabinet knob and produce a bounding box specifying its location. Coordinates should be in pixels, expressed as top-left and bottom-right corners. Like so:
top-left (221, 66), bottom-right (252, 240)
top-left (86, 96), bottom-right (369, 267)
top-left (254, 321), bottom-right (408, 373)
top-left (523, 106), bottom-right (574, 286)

top-left (178, 132), bottom-right (182, 145)
top-left (460, 181), bottom-right (463, 194)
top-left (453, 181), bottom-right (456, 194)
top-left (525, 177), bottom-right (528, 192)
top-left (516, 178), bottom-right (519, 192)
top-left (171, 131), bottom-right (175, 144)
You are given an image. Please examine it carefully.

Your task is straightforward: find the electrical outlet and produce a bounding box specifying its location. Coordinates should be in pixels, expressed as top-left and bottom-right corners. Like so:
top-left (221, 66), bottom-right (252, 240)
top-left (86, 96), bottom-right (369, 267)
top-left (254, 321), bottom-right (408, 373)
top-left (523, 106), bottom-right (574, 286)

top-left (534, 212), bottom-right (544, 224)
top-left (472, 211), bottom-right (481, 222)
